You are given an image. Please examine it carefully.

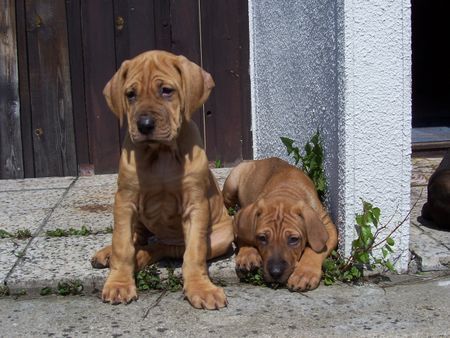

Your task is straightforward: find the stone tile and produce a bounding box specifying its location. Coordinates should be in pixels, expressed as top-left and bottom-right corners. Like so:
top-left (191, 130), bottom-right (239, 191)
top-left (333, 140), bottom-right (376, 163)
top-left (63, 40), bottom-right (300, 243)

top-left (417, 220), bottom-right (450, 250)
top-left (410, 186), bottom-right (427, 224)
top-left (0, 239), bottom-right (28, 284)
top-left (36, 185), bottom-right (115, 235)
top-left (0, 208), bottom-right (52, 235)
top-left (59, 184), bottom-right (115, 209)
top-left (411, 157), bottom-right (442, 187)
top-left (6, 234), bottom-right (111, 292)
top-left (0, 177), bottom-right (75, 192)
top-left (409, 224), bottom-right (449, 271)
top-left (75, 174), bottom-right (118, 188)
top-left (40, 205), bottom-right (113, 236)
top-left (212, 168), bottom-right (232, 190)
top-left (0, 189), bottom-right (65, 214)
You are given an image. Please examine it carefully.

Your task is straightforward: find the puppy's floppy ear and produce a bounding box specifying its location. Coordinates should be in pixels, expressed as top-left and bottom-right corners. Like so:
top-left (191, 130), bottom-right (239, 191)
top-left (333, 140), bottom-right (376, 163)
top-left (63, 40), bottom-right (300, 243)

top-left (176, 55), bottom-right (215, 120)
top-left (294, 201), bottom-right (329, 253)
top-left (234, 201), bottom-right (263, 246)
top-left (103, 60), bottom-right (130, 126)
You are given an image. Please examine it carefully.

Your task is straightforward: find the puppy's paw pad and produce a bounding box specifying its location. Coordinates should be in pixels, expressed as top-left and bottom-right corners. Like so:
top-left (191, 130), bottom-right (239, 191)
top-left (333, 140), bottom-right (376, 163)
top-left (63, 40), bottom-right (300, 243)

top-left (287, 269), bottom-right (322, 292)
top-left (91, 246), bottom-right (112, 269)
top-left (184, 283), bottom-right (227, 310)
top-left (102, 279), bottom-right (138, 305)
top-left (235, 250), bottom-right (262, 272)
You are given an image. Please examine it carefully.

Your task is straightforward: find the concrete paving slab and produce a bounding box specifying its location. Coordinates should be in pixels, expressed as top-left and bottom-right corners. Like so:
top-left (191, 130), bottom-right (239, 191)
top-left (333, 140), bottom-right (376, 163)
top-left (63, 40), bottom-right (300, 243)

top-left (0, 239), bottom-right (27, 284)
top-left (0, 176), bottom-right (74, 192)
top-left (75, 174), bottom-right (118, 188)
top-left (411, 157), bottom-right (442, 187)
top-left (38, 184), bottom-right (115, 235)
top-left (410, 224), bottom-right (449, 271)
top-left (211, 168), bottom-right (232, 189)
top-left (58, 184), bottom-right (116, 209)
top-left (0, 208), bottom-right (52, 235)
top-left (0, 189), bottom-right (66, 214)
top-left (6, 234), bottom-right (111, 293)
top-left (40, 205), bottom-right (113, 236)
top-left (409, 186), bottom-right (450, 270)
top-left (1, 272), bottom-right (450, 337)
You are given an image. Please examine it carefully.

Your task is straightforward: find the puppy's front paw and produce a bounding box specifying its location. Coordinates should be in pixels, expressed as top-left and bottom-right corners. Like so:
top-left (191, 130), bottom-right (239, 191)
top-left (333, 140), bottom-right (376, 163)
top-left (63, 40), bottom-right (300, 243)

top-left (287, 266), bottom-right (322, 292)
top-left (102, 273), bottom-right (138, 304)
top-left (91, 245), bottom-right (112, 269)
top-left (235, 247), bottom-right (262, 277)
top-left (184, 280), bottom-right (227, 310)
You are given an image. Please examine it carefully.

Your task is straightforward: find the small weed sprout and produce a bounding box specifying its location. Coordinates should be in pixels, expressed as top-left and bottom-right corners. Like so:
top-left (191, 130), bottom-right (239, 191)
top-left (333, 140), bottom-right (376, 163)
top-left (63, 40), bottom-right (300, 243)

top-left (0, 228), bottom-right (32, 239)
top-left (135, 264), bottom-right (183, 292)
top-left (214, 159), bottom-right (223, 168)
top-left (0, 285), bottom-right (10, 297)
top-left (40, 287), bottom-right (53, 296)
top-left (46, 226), bottom-right (92, 237)
top-left (57, 280), bottom-right (84, 296)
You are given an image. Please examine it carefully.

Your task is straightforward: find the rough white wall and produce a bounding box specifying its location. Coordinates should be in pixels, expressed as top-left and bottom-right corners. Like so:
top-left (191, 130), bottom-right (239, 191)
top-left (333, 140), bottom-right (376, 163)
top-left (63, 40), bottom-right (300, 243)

top-left (337, 0), bottom-right (412, 270)
top-left (249, 0), bottom-right (412, 271)
top-left (248, 0), bottom-right (340, 220)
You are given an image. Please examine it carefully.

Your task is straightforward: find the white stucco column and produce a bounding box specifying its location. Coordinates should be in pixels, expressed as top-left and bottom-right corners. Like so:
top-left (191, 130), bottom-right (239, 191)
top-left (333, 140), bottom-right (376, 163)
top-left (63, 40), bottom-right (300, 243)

top-left (249, 0), bottom-right (411, 271)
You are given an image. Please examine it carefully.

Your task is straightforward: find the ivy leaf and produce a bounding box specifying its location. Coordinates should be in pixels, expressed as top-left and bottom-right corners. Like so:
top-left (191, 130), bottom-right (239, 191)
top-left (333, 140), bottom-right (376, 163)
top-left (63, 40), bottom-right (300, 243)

top-left (280, 137), bottom-right (294, 153)
top-left (386, 237), bottom-right (395, 246)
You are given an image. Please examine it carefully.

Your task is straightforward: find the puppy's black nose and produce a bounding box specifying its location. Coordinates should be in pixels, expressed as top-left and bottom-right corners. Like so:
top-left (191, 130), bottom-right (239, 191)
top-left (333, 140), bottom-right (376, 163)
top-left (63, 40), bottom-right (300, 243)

top-left (268, 259), bottom-right (287, 280)
top-left (137, 115), bottom-right (155, 135)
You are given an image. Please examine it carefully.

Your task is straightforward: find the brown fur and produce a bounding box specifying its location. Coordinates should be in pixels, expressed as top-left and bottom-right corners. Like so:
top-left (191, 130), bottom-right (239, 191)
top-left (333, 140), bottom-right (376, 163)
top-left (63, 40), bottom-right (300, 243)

top-left (422, 150), bottom-right (450, 230)
top-left (223, 157), bottom-right (338, 291)
top-left (91, 51), bottom-right (233, 309)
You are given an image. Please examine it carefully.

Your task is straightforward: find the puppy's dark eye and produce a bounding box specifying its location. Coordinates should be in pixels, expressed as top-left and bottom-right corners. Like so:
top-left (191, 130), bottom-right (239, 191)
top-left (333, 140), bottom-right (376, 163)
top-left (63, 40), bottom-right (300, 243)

top-left (125, 90), bottom-right (137, 102)
top-left (256, 234), bottom-right (268, 245)
top-left (287, 236), bottom-right (300, 246)
top-left (161, 86), bottom-right (174, 97)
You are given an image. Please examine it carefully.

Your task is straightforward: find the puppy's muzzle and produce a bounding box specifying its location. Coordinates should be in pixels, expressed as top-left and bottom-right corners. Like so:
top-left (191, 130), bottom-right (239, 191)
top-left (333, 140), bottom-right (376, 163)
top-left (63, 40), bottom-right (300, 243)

top-left (267, 258), bottom-right (288, 281)
top-left (137, 114), bottom-right (155, 135)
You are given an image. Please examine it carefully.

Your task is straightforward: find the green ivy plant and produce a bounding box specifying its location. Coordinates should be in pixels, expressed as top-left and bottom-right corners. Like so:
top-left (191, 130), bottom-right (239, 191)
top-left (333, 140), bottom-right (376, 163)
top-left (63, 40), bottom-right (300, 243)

top-left (322, 200), bottom-right (398, 285)
top-left (281, 131), bottom-right (327, 201)
top-left (281, 131), bottom-right (402, 286)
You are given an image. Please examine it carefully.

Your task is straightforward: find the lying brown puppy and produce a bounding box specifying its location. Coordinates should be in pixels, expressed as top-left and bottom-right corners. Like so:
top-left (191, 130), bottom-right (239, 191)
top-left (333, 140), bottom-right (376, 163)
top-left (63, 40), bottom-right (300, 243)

top-left (422, 150), bottom-right (450, 230)
top-left (223, 157), bottom-right (337, 290)
top-left (91, 50), bottom-right (233, 309)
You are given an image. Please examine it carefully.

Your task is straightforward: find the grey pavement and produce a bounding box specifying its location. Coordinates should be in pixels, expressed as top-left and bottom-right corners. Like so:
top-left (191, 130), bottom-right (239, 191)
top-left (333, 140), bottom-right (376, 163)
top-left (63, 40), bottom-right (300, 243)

top-left (0, 163), bottom-right (450, 337)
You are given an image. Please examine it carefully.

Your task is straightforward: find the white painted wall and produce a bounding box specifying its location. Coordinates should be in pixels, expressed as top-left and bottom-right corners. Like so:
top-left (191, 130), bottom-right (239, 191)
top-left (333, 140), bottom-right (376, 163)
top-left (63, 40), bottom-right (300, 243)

top-left (249, 0), bottom-right (412, 271)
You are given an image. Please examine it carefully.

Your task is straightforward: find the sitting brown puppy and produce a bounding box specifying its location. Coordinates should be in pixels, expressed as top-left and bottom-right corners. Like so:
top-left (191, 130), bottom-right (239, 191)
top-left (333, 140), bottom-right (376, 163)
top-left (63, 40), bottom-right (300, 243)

top-left (422, 150), bottom-right (450, 230)
top-left (91, 51), bottom-right (233, 309)
top-left (223, 157), bottom-right (337, 291)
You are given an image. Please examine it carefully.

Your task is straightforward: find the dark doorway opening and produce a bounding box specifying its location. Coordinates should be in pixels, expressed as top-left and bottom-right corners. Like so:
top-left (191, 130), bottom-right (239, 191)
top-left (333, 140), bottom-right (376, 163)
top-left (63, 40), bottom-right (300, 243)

top-left (412, 0), bottom-right (450, 151)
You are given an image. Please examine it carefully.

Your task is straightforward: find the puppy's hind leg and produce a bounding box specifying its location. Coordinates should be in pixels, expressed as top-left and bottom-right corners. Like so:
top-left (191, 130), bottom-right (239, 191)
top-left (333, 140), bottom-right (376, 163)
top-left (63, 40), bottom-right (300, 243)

top-left (222, 166), bottom-right (242, 209)
top-left (91, 221), bottom-right (152, 269)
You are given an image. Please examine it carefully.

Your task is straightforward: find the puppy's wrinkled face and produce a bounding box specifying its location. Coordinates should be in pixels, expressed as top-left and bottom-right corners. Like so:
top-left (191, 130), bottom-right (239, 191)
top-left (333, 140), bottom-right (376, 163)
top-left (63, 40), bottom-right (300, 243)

top-left (253, 202), bottom-right (307, 283)
top-left (235, 198), bottom-right (328, 284)
top-left (103, 51), bottom-right (214, 145)
top-left (123, 57), bottom-right (183, 144)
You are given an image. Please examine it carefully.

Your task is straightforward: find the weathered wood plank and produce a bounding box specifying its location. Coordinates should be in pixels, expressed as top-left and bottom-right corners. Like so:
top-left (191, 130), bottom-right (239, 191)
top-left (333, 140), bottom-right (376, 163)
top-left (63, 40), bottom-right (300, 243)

top-left (66, 0), bottom-right (91, 172)
top-left (169, 0), bottom-right (204, 143)
top-left (113, 0), bottom-right (157, 143)
top-left (200, 0), bottom-right (252, 165)
top-left (15, 0), bottom-right (34, 177)
top-left (0, 0), bottom-right (24, 179)
top-left (237, 0), bottom-right (252, 160)
top-left (81, 0), bottom-right (121, 174)
top-left (25, 0), bottom-right (77, 177)
top-left (113, 0), bottom-right (156, 64)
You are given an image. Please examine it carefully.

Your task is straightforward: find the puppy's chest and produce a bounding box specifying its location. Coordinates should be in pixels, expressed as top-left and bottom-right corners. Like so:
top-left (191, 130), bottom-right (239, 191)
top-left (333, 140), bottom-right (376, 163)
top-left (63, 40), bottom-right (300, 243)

top-left (137, 169), bottom-right (185, 236)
